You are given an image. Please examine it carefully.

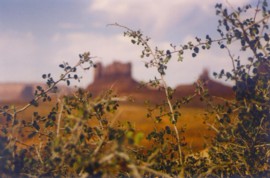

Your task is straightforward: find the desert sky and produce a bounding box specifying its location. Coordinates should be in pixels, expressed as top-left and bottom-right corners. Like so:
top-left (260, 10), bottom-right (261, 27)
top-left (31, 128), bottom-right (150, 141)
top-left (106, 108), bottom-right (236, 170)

top-left (0, 0), bottom-right (253, 88)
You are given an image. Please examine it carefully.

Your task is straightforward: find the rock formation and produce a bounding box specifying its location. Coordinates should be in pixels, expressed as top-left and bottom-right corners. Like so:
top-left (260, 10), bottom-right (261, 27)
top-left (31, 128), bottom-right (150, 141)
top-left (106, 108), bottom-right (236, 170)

top-left (87, 61), bottom-right (143, 94)
top-left (0, 83), bottom-right (27, 102)
top-left (174, 68), bottom-right (234, 106)
top-left (198, 69), bottom-right (210, 81)
top-left (0, 83), bottom-right (72, 103)
top-left (87, 62), bottom-right (234, 106)
top-left (0, 62), bottom-right (234, 106)
top-left (94, 62), bottom-right (132, 81)
top-left (20, 85), bottom-right (35, 101)
top-left (197, 69), bottom-right (234, 98)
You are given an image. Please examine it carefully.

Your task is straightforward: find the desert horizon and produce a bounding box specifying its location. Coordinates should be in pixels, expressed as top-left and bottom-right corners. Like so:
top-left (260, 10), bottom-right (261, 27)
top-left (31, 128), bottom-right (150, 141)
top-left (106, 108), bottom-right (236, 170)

top-left (0, 60), bottom-right (234, 104)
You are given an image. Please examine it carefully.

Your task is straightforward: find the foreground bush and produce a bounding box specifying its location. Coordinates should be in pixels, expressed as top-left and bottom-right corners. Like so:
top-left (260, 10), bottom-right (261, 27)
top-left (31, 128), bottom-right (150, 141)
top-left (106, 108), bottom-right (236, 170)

top-left (0, 1), bottom-right (269, 177)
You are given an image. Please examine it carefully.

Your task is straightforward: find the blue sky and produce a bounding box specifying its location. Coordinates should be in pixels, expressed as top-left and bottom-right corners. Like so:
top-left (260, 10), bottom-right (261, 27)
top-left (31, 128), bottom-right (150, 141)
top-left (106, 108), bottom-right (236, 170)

top-left (0, 0), bottom-right (252, 88)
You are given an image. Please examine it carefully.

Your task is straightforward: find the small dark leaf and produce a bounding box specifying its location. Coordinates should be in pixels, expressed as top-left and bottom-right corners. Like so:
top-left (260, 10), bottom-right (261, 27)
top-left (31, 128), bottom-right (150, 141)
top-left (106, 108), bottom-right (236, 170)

top-left (158, 64), bottom-right (166, 75)
top-left (252, 68), bottom-right (258, 74)
top-left (264, 33), bottom-right (269, 41)
top-left (1, 127), bottom-right (7, 134)
top-left (42, 74), bottom-right (46, 79)
top-left (241, 39), bottom-right (245, 47)
top-left (194, 47), bottom-right (199, 53)
top-left (72, 67), bottom-right (77, 72)
top-left (220, 44), bottom-right (225, 49)
top-left (30, 100), bottom-right (39, 107)
top-left (6, 114), bottom-right (12, 122)
top-left (33, 112), bottom-right (38, 117)
top-left (145, 63), bottom-right (148, 68)
top-left (59, 64), bottom-right (65, 68)
top-left (28, 132), bottom-right (37, 139)
top-left (226, 72), bottom-right (232, 79)
top-left (65, 66), bottom-right (71, 71)
top-left (33, 121), bottom-right (40, 131)
top-left (166, 50), bottom-right (171, 57)
top-left (165, 126), bottom-right (171, 134)
top-left (45, 120), bottom-right (54, 128)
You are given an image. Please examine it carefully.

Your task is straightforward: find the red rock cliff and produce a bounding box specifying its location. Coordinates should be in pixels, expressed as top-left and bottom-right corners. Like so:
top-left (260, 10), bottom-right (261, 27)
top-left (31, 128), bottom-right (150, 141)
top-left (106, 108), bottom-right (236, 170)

top-left (87, 61), bottom-right (143, 94)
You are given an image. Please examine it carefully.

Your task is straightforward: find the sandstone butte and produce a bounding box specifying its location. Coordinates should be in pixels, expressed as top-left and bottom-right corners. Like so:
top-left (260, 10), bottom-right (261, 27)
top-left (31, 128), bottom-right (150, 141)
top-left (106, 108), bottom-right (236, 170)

top-left (0, 61), bottom-right (234, 105)
top-left (86, 61), bottom-right (234, 106)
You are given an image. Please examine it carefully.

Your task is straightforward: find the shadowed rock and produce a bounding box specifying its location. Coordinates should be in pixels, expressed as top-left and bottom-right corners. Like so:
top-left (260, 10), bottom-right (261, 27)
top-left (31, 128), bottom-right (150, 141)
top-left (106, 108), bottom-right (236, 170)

top-left (20, 85), bottom-right (34, 101)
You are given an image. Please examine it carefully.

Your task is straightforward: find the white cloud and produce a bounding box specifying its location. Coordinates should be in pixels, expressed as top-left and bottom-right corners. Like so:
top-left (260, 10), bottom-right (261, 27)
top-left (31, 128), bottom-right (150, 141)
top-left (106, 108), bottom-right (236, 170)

top-left (89, 0), bottom-right (252, 39)
top-left (89, 0), bottom-right (208, 37)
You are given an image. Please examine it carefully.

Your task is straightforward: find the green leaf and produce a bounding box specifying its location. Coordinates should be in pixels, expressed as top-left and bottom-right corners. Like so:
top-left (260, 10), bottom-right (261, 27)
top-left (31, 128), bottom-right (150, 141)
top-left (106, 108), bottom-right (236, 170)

top-left (135, 132), bottom-right (144, 145)
top-left (264, 33), bottom-right (269, 41)
top-left (178, 55), bottom-right (183, 62)
top-left (126, 131), bottom-right (134, 138)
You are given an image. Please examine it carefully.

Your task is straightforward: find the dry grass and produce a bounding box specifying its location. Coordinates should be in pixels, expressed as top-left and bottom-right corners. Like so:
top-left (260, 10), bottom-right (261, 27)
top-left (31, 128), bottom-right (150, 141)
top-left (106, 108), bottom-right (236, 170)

top-left (1, 101), bottom-right (214, 152)
top-left (115, 104), bottom-right (214, 151)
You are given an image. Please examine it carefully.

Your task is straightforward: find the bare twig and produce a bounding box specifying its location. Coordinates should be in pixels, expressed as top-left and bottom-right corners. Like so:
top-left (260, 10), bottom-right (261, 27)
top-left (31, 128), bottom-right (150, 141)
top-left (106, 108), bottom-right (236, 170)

top-left (56, 99), bottom-right (64, 138)
top-left (35, 145), bottom-right (44, 164)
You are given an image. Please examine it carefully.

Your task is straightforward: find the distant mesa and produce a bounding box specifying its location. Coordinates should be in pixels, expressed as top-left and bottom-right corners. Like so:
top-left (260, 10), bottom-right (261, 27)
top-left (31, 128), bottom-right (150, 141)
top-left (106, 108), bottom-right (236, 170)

top-left (94, 62), bottom-right (132, 81)
top-left (0, 83), bottom-right (33, 102)
top-left (86, 61), bottom-right (234, 104)
top-left (198, 69), bottom-right (233, 97)
top-left (0, 83), bottom-right (72, 103)
top-left (87, 61), bottom-right (143, 94)
top-left (198, 68), bottom-right (210, 81)
top-left (20, 84), bottom-right (34, 101)
top-left (0, 61), bottom-right (234, 104)
top-left (175, 69), bottom-right (233, 98)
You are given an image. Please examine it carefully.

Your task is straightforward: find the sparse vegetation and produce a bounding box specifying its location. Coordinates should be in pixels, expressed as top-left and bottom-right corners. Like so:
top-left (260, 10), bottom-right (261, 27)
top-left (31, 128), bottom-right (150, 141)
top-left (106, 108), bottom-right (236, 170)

top-left (0, 1), bottom-right (270, 177)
